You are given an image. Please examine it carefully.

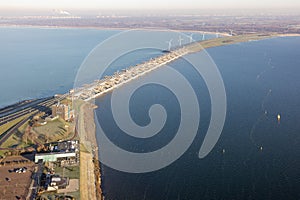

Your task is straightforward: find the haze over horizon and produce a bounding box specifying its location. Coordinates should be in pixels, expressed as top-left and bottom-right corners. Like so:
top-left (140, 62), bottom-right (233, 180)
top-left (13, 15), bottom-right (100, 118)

top-left (1, 0), bottom-right (300, 11)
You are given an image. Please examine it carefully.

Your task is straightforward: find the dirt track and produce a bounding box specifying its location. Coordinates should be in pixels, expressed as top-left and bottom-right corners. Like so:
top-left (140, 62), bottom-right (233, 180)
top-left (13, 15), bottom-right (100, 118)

top-left (80, 151), bottom-right (96, 200)
top-left (77, 102), bottom-right (101, 200)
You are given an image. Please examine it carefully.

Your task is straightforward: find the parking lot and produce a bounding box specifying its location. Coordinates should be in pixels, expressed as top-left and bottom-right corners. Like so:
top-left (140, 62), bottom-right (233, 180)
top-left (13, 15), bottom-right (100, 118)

top-left (0, 156), bottom-right (35, 200)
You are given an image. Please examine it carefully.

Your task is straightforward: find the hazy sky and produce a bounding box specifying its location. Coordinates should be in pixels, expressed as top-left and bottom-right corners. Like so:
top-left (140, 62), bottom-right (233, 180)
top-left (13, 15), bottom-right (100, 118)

top-left (1, 0), bottom-right (300, 10)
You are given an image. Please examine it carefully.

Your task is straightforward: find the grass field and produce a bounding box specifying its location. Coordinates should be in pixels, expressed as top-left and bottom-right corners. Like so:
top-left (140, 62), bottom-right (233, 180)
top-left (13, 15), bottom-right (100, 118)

top-left (30, 118), bottom-right (76, 145)
top-left (1, 117), bottom-right (74, 150)
top-left (33, 118), bottom-right (69, 140)
top-left (0, 114), bottom-right (30, 136)
top-left (54, 165), bottom-right (80, 179)
top-left (39, 191), bottom-right (80, 200)
top-left (188, 33), bottom-right (276, 52)
top-left (1, 120), bottom-right (30, 149)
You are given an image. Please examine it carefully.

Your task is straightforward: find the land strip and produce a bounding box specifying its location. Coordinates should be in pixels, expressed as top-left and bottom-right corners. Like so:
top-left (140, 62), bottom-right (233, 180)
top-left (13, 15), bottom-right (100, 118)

top-left (77, 101), bottom-right (100, 200)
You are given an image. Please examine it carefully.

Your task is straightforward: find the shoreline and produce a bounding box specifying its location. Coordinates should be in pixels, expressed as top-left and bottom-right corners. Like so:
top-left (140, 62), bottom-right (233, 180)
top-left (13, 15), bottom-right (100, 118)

top-left (2, 23), bottom-right (300, 37)
top-left (0, 25), bottom-right (300, 110)
top-left (0, 26), bottom-right (299, 198)
top-left (277, 33), bottom-right (300, 37)
top-left (77, 101), bottom-right (102, 200)
top-left (0, 23), bottom-right (234, 36)
top-left (74, 32), bottom-right (283, 199)
top-left (73, 32), bottom-right (288, 103)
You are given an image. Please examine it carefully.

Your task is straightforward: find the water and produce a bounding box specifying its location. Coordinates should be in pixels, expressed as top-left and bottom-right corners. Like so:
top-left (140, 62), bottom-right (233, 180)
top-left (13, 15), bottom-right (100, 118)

top-left (0, 27), bottom-right (210, 108)
top-left (95, 37), bottom-right (300, 200)
top-left (0, 26), bottom-right (119, 108)
top-left (1, 27), bottom-right (299, 199)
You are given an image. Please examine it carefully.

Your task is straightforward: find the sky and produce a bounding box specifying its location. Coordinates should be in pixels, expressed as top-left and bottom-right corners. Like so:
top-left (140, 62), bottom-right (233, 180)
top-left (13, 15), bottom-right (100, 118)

top-left (1, 0), bottom-right (300, 10)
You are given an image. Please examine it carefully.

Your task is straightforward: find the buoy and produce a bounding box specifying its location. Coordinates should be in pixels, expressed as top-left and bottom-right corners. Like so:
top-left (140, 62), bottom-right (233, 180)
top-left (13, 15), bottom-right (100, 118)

top-left (277, 114), bottom-right (281, 123)
top-left (260, 146), bottom-right (263, 151)
top-left (222, 149), bottom-right (225, 154)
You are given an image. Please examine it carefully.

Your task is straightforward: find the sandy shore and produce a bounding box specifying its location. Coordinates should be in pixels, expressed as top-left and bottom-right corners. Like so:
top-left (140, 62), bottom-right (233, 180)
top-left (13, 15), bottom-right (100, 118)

top-left (277, 33), bottom-right (300, 37)
top-left (77, 101), bottom-right (103, 200)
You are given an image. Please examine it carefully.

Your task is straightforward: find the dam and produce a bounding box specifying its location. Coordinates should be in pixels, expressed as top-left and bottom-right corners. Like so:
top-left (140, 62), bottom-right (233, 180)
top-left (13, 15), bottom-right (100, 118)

top-left (71, 33), bottom-right (275, 101)
top-left (73, 46), bottom-right (191, 101)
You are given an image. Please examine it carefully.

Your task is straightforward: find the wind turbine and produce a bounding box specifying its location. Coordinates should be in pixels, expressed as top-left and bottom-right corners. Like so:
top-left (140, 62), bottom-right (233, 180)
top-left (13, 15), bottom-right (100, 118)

top-left (166, 39), bottom-right (173, 51)
top-left (178, 35), bottom-right (184, 46)
top-left (188, 33), bottom-right (194, 43)
top-left (202, 32), bottom-right (205, 40)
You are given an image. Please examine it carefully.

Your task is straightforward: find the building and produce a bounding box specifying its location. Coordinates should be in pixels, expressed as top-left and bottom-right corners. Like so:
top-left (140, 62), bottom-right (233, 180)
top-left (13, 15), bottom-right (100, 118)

top-left (35, 140), bottom-right (79, 163)
top-left (51, 102), bottom-right (74, 121)
top-left (46, 175), bottom-right (69, 191)
top-left (35, 152), bottom-right (76, 163)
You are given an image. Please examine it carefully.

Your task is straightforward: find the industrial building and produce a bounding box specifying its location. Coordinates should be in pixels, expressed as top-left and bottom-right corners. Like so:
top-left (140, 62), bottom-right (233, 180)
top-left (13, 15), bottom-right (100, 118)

top-left (51, 102), bottom-right (74, 121)
top-left (35, 140), bottom-right (79, 163)
top-left (35, 152), bottom-right (76, 163)
top-left (46, 175), bottom-right (69, 191)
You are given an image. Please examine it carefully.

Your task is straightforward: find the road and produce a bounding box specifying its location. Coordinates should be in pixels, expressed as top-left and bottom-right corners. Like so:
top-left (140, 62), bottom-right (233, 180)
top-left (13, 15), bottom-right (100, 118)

top-left (0, 113), bottom-right (36, 146)
top-left (0, 94), bottom-right (70, 127)
top-left (0, 97), bottom-right (52, 118)
top-left (0, 94), bottom-right (70, 147)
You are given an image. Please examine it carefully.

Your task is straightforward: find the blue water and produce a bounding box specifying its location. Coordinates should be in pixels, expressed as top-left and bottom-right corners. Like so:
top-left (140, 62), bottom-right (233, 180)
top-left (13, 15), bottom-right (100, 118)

top-left (1, 27), bottom-right (300, 199)
top-left (0, 26), bottom-right (118, 108)
top-left (0, 27), bottom-right (210, 108)
top-left (95, 37), bottom-right (300, 200)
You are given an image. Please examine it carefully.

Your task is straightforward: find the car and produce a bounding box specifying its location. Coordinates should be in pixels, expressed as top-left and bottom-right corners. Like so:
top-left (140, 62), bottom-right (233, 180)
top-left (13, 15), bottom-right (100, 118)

top-left (14, 168), bottom-right (20, 173)
top-left (14, 167), bottom-right (27, 173)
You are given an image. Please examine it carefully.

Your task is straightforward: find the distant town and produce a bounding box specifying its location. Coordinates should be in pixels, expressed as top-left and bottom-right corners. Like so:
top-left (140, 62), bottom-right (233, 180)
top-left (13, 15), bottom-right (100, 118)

top-left (1, 11), bottom-right (300, 34)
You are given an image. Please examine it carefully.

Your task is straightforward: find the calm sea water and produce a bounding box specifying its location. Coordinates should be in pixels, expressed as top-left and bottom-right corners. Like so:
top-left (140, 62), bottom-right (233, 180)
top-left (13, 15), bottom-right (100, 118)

top-left (0, 27), bottom-right (211, 108)
top-left (1, 27), bottom-right (300, 199)
top-left (0, 26), bottom-right (118, 108)
top-left (95, 37), bottom-right (300, 200)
